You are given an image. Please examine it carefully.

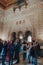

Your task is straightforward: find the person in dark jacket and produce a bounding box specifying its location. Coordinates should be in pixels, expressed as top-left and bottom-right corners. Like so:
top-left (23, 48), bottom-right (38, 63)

top-left (23, 41), bottom-right (27, 61)
top-left (8, 40), bottom-right (15, 65)
top-left (4, 41), bottom-right (8, 57)
top-left (36, 42), bottom-right (40, 57)
top-left (14, 38), bottom-right (20, 64)
top-left (0, 39), bottom-right (3, 53)
top-left (30, 43), bottom-right (37, 65)
top-left (2, 41), bottom-right (8, 65)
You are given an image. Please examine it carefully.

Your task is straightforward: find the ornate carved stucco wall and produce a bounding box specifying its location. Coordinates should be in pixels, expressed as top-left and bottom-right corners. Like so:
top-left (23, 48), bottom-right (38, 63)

top-left (0, 0), bottom-right (43, 40)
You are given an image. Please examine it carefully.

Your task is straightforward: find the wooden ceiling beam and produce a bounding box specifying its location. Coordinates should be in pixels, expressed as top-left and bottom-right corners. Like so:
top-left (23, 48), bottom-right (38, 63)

top-left (0, 0), bottom-right (17, 7)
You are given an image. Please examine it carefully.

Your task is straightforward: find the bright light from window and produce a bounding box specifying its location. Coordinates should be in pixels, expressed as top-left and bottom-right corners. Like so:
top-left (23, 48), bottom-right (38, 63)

top-left (0, 35), bottom-right (8, 40)
top-left (1, 36), bottom-right (6, 40)
top-left (27, 36), bottom-right (32, 42)
top-left (19, 35), bottom-right (23, 40)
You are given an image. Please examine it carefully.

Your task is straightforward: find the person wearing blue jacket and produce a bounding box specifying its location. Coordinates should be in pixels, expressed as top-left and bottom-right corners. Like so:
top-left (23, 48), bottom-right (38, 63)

top-left (2, 41), bottom-right (8, 65)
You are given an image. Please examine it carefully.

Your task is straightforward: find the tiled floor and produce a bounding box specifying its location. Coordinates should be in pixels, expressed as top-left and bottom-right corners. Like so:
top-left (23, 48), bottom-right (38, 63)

top-left (0, 54), bottom-right (43, 65)
top-left (14, 54), bottom-right (43, 65)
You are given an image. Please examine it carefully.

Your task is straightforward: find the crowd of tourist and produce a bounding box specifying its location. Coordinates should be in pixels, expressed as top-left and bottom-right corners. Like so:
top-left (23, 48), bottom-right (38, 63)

top-left (0, 33), bottom-right (41, 65)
